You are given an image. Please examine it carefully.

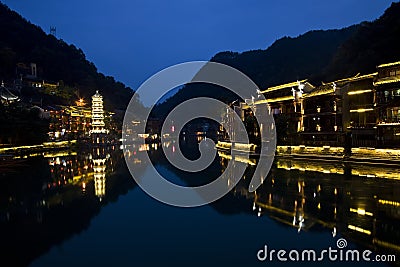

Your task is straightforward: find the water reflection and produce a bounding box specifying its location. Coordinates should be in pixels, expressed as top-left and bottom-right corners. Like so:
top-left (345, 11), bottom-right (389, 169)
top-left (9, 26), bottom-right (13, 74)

top-left (0, 145), bottom-right (136, 267)
top-left (1, 139), bottom-right (400, 267)
top-left (221, 152), bottom-right (400, 263)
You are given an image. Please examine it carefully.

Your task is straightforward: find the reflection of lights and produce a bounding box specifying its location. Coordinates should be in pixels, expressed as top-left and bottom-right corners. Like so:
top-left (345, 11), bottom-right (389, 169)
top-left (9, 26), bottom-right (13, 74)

top-left (172, 145), bottom-right (176, 153)
top-left (217, 151), bottom-right (256, 165)
top-left (350, 208), bottom-right (373, 216)
top-left (378, 199), bottom-right (400, 207)
top-left (257, 207), bottom-right (262, 217)
top-left (252, 202), bottom-right (256, 211)
top-left (332, 227), bottom-right (337, 237)
top-left (348, 225), bottom-right (371, 235)
top-left (373, 238), bottom-right (400, 251)
top-left (139, 144), bottom-right (149, 151)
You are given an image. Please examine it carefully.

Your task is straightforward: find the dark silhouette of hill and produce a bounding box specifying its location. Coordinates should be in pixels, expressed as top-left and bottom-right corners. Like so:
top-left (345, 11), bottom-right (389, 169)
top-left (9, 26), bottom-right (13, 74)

top-left (209, 26), bottom-right (358, 88)
top-left (0, 3), bottom-right (134, 111)
top-left (154, 2), bottom-right (400, 118)
top-left (323, 2), bottom-right (400, 81)
top-left (152, 26), bottom-right (357, 118)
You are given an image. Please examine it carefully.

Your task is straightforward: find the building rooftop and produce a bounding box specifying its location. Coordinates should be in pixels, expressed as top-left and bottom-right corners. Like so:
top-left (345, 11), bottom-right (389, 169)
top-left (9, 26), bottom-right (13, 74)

top-left (0, 84), bottom-right (19, 102)
top-left (260, 79), bottom-right (308, 94)
top-left (374, 76), bottom-right (400, 86)
top-left (303, 84), bottom-right (335, 98)
top-left (377, 61), bottom-right (400, 68)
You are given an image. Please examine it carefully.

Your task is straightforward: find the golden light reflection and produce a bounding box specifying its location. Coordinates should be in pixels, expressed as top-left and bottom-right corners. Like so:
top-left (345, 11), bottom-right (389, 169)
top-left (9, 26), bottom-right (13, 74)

top-left (350, 208), bottom-right (373, 217)
top-left (348, 225), bottom-right (372, 235)
top-left (378, 199), bottom-right (400, 207)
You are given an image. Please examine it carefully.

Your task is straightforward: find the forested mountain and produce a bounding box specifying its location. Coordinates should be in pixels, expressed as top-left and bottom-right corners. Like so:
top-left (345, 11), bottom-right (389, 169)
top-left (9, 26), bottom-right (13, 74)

top-left (154, 2), bottom-right (400, 118)
top-left (323, 2), bottom-right (400, 81)
top-left (0, 2), bottom-right (134, 111)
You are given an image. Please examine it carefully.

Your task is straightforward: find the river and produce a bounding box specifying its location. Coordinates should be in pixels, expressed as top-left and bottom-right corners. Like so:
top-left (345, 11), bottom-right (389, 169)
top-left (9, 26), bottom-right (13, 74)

top-left (0, 139), bottom-right (399, 266)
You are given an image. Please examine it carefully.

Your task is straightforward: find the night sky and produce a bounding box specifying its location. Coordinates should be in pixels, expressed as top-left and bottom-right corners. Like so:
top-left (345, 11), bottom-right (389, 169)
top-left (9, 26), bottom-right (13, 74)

top-left (2, 0), bottom-right (395, 103)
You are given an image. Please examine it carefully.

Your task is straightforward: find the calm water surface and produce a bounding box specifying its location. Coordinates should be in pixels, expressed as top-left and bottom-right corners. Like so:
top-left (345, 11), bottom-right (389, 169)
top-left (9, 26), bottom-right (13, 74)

top-left (0, 140), bottom-right (399, 267)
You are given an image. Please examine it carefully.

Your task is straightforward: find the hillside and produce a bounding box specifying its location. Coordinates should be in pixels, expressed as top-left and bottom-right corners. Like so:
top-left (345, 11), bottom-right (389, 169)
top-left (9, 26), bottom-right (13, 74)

top-left (154, 2), bottom-right (400, 118)
top-left (152, 26), bottom-right (358, 118)
top-left (0, 2), bottom-right (134, 111)
top-left (210, 26), bottom-right (358, 88)
top-left (324, 2), bottom-right (400, 80)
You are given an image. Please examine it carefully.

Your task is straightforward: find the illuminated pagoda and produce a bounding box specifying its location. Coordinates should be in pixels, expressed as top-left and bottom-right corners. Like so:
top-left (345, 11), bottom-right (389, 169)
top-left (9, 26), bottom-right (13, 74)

top-left (91, 90), bottom-right (108, 143)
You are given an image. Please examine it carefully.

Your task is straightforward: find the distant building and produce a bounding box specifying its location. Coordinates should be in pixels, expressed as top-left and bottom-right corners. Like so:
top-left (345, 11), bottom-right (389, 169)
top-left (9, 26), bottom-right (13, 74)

top-left (15, 62), bottom-right (58, 90)
top-left (0, 81), bottom-right (19, 106)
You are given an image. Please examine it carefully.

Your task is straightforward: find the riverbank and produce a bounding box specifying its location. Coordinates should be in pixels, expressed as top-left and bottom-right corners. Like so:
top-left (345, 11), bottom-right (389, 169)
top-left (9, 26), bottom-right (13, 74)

top-left (216, 141), bottom-right (400, 163)
top-left (0, 140), bottom-right (78, 159)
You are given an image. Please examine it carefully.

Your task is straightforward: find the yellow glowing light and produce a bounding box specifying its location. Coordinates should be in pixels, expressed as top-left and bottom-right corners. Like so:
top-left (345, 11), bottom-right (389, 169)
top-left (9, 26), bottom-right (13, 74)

top-left (378, 122), bottom-right (400, 126)
top-left (303, 88), bottom-right (334, 98)
top-left (374, 78), bottom-right (400, 85)
top-left (260, 80), bottom-right (308, 93)
top-left (254, 96), bottom-right (294, 104)
top-left (348, 89), bottom-right (372, 95)
top-left (217, 152), bottom-right (256, 165)
top-left (378, 199), bottom-right (400, 207)
top-left (349, 208), bottom-right (373, 216)
top-left (348, 225), bottom-right (372, 235)
top-left (350, 108), bottom-right (374, 113)
top-left (377, 61), bottom-right (400, 68)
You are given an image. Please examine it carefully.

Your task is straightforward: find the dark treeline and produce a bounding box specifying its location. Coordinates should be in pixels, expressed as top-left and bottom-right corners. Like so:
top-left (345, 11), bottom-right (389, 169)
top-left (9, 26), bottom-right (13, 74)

top-left (0, 3), bottom-right (135, 112)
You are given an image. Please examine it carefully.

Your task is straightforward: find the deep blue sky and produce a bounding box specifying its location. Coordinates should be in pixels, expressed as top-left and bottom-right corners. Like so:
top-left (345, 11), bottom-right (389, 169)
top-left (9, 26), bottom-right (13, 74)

top-left (2, 0), bottom-right (395, 104)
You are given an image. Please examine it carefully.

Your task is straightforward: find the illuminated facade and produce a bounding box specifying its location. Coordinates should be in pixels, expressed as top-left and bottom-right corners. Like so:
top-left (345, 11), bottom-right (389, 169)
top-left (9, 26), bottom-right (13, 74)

top-left (48, 106), bottom-right (92, 141)
top-left (302, 80), bottom-right (342, 145)
top-left (238, 80), bottom-right (314, 145)
top-left (374, 61), bottom-right (400, 147)
top-left (302, 73), bottom-right (377, 147)
top-left (228, 60), bottom-right (400, 148)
